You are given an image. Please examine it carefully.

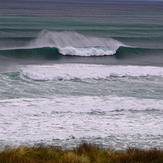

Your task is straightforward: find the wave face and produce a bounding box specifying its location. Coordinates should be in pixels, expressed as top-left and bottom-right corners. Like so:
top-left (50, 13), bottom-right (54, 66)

top-left (115, 46), bottom-right (163, 59)
top-left (0, 47), bottom-right (60, 60)
top-left (21, 64), bottom-right (163, 81)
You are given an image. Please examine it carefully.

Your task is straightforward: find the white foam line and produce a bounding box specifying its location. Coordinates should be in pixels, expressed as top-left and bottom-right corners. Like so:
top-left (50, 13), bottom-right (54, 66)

top-left (21, 64), bottom-right (163, 81)
top-left (0, 96), bottom-right (163, 114)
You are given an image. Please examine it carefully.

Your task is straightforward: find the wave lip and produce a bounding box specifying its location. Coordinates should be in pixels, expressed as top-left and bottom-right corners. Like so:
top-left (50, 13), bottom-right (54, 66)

top-left (59, 46), bottom-right (116, 56)
top-left (21, 64), bottom-right (163, 81)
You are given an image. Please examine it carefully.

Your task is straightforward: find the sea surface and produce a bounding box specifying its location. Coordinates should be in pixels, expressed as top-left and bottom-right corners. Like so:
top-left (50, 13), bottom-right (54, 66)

top-left (0, 0), bottom-right (163, 150)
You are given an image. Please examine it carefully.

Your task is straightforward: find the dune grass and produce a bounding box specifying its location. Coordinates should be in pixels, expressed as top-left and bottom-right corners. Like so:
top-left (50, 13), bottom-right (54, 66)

top-left (0, 142), bottom-right (163, 163)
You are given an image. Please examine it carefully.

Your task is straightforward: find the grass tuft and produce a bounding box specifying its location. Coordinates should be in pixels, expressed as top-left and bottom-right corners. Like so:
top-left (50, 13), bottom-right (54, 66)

top-left (60, 152), bottom-right (90, 163)
top-left (0, 142), bottom-right (162, 163)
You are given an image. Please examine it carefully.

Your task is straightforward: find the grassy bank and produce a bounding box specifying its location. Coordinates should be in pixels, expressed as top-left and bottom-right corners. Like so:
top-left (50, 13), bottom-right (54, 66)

top-left (0, 142), bottom-right (163, 163)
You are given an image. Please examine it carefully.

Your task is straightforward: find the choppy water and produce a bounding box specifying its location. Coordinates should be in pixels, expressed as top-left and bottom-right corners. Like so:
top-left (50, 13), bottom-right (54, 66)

top-left (0, 0), bottom-right (163, 150)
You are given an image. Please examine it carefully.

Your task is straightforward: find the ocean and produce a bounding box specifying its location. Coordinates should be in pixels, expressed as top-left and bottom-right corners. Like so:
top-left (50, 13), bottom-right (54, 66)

top-left (0, 0), bottom-right (163, 150)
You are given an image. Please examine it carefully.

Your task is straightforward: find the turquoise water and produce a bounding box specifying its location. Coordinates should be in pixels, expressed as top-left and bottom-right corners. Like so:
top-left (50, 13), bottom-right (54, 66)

top-left (0, 0), bottom-right (163, 150)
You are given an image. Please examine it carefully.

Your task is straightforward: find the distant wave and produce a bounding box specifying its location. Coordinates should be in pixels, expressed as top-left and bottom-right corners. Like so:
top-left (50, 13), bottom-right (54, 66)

top-left (0, 30), bottom-right (162, 60)
top-left (21, 64), bottom-right (163, 81)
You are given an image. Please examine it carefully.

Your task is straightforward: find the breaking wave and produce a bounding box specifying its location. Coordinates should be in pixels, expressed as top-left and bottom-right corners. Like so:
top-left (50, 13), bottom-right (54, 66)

top-left (0, 30), bottom-right (162, 61)
top-left (21, 64), bottom-right (163, 81)
top-left (0, 46), bottom-right (162, 60)
top-left (0, 30), bottom-right (122, 58)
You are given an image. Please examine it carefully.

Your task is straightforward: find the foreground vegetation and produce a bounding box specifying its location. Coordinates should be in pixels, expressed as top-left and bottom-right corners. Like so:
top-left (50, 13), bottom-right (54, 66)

top-left (0, 142), bottom-right (163, 163)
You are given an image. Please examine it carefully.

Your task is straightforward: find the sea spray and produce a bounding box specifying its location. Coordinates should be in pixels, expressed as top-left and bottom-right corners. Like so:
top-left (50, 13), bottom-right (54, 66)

top-left (27, 30), bottom-right (123, 56)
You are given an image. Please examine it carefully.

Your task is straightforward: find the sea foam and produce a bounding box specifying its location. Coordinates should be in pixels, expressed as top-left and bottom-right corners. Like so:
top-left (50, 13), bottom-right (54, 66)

top-left (21, 64), bottom-right (163, 81)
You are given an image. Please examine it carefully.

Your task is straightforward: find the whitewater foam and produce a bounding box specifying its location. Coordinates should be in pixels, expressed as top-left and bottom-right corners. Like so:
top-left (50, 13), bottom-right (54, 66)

top-left (1, 96), bottom-right (163, 112)
top-left (21, 64), bottom-right (163, 81)
top-left (59, 47), bottom-right (116, 56)
top-left (0, 96), bottom-right (163, 150)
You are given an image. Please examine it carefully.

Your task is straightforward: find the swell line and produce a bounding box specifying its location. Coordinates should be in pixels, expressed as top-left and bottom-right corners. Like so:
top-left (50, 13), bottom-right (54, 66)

top-left (0, 46), bottom-right (162, 60)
